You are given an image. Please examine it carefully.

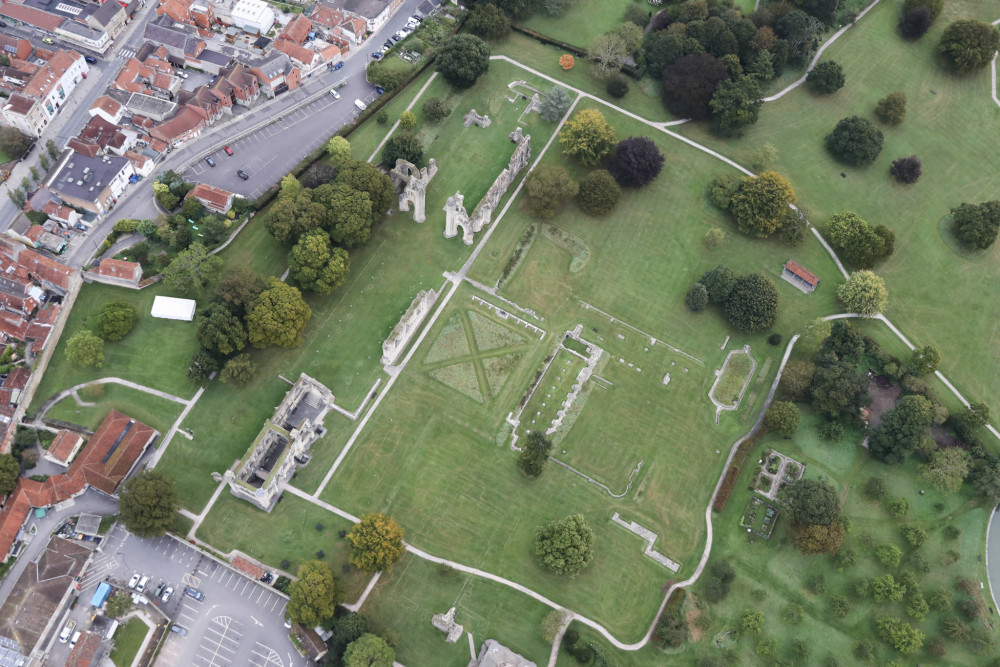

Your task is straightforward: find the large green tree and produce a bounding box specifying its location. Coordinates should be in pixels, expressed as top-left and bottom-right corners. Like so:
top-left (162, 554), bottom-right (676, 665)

top-left (836, 270), bottom-right (888, 316)
top-left (343, 633), bottom-right (395, 667)
top-left (0, 453), bottom-right (18, 495)
top-left (826, 211), bottom-right (894, 268)
top-left (380, 132), bottom-right (423, 169)
top-left (723, 273), bottom-right (779, 333)
top-left (577, 169), bottom-right (621, 215)
top-left (0, 127), bottom-right (32, 158)
top-left (700, 264), bottom-right (735, 303)
top-left (728, 171), bottom-right (796, 237)
top-left (525, 164), bottom-right (579, 218)
top-left (335, 161), bottom-right (394, 222)
top-left (875, 615), bottom-right (923, 655)
top-left (824, 116), bottom-right (884, 167)
top-left (781, 478), bottom-right (840, 525)
top-left (609, 137), bottom-right (664, 188)
top-left (764, 401), bottom-right (801, 438)
top-left (467, 3), bottom-right (510, 40)
top-left (312, 183), bottom-right (374, 248)
top-left (95, 302), bottom-right (137, 342)
top-left (952, 200), bottom-right (1000, 250)
top-left (436, 34), bottom-right (490, 89)
top-left (535, 514), bottom-right (595, 577)
top-left (213, 268), bottom-right (266, 316)
top-left (219, 354), bottom-right (257, 384)
top-left (325, 136), bottom-right (352, 166)
top-left (806, 61), bottom-right (845, 94)
top-left (67, 330), bottom-right (105, 368)
top-left (162, 244), bottom-right (223, 294)
top-left (246, 278), bottom-right (312, 348)
top-left (118, 470), bottom-right (178, 538)
top-left (920, 447), bottom-right (972, 493)
top-left (709, 75), bottom-right (763, 137)
top-left (539, 86), bottom-right (572, 122)
top-left (869, 394), bottom-right (934, 464)
top-left (196, 304), bottom-right (247, 355)
top-left (347, 513), bottom-right (406, 573)
top-left (263, 192), bottom-right (328, 244)
top-left (518, 431), bottom-right (552, 477)
top-left (559, 109), bottom-right (617, 166)
top-left (326, 613), bottom-right (369, 663)
top-left (287, 560), bottom-right (338, 626)
top-left (939, 19), bottom-right (999, 74)
top-left (810, 360), bottom-right (870, 418)
top-left (909, 345), bottom-right (940, 376)
top-left (288, 230), bottom-right (350, 295)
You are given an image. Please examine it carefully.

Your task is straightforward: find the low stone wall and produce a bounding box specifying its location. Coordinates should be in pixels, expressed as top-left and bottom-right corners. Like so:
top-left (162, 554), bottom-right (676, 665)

top-left (381, 290), bottom-right (438, 367)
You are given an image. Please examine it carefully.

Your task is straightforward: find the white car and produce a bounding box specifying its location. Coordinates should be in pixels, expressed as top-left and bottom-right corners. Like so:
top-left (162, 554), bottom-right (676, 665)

top-left (161, 586), bottom-right (173, 603)
top-left (329, 89), bottom-right (341, 99)
top-left (127, 573), bottom-right (140, 589)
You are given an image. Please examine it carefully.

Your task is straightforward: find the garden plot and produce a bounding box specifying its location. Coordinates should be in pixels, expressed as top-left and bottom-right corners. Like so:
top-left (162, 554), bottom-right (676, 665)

top-left (753, 450), bottom-right (805, 500)
top-left (740, 496), bottom-right (779, 540)
top-left (709, 348), bottom-right (757, 421)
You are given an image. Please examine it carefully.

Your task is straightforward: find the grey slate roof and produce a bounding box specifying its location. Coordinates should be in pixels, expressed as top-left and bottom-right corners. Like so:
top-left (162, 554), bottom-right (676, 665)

top-left (50, 153), bottom-right (129, 203)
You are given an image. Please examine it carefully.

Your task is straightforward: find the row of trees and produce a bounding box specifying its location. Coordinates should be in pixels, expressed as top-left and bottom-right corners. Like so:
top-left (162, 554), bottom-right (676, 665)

top-left (707, 170), bottom-right (801, 242)
top-left (686, 264), bottom-right (780, 333)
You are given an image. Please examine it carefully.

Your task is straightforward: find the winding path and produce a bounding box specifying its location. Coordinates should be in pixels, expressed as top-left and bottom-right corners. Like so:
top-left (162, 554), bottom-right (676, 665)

top-left (175, 7), bottom-right (1000, 662)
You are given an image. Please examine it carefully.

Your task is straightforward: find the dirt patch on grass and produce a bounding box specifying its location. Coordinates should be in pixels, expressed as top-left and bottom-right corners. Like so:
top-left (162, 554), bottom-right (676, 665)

top-left (865, 378), bottom-right (900, 429)
top-left (684, 593), bottom-right (703, 642)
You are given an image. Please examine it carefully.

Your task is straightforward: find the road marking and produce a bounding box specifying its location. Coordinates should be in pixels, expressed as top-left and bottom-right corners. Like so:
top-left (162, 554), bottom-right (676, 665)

top-left (250, 615), bottom-right (262, 627)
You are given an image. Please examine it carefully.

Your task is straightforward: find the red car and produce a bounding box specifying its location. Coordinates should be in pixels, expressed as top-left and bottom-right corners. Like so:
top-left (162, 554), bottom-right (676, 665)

top-left (223, 146), bottom-right (234, 156)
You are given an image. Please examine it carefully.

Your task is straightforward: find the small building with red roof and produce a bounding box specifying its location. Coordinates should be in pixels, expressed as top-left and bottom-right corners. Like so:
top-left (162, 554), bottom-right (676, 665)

top-left (782, 260), bottom-right (821, 294)
top-left (43, 430), bottom-right (83, 468)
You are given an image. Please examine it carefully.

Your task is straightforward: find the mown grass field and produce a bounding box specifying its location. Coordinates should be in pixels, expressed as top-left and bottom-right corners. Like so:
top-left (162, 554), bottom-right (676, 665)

top-left (109, 618), bottom-right (148, 667)
top-left (43, 383), bottom-right (185, 434)
top-left (674, 0), bottom-right (1000, 413)
top-left (361, 554), bottom-right (553, 666)
top-left (518, 0), bottom-right (639, 49)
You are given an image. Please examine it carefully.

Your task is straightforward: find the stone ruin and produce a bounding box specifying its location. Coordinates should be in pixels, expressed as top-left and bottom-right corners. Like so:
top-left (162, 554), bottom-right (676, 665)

top-left (381, 289), bottom-right (438, 367)
top-left (547, 329), bottom-right (603, 436)
top-left (463, 108), bottom-right (492, 128)
top-left (225, 374), bottom-right (334, 511)
top-left (444, 129), bottom-right (531, 245)
top-left (431, 606), bottom-right (463, 643)
top-left (391, 158), bottom-right (437, 223)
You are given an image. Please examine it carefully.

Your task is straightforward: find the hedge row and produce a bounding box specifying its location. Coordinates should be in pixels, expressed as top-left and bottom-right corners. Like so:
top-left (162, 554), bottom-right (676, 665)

top-left (713, 429), bottom-right (769, 512)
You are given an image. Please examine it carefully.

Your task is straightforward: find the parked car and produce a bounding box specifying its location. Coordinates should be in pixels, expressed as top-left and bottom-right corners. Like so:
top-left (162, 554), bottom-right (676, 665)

top-left (170, 625), bottom-right (187, 636)
top-left (161, 586), bottom-right (173, 603)
top-left (176, 70), bottom-right (188, 79)
top-left (127, 574), bottom-right (140, 589)
top-left (236, 170), bottom-right (249, 181)
top-left (384, 40), bottom-right (393, 48)
top-left (354, 99), bottom-right (367, 112)
top-left (375, 86), bottom-right (385, 95)
top-left (184, 587), bottom-right (205, 601)
top-left (154, 582), bottom-right (166, 598)
top-left (84, 55), bottom-right (97, 64)
top-left (58, 621), bottom-right (76, 643)
top-left (42, 37), bottom-right (54, 45)
top-left (70, 631), bottom-right (81, 648)
top-left (329, 89), bottom-right (341, 99)
top-left (136, 575), bottom-right (149, 593)
top-left (259, 572), bottom-right (274, 584)
top-left (205, 156), bottom-right (216, 167)
top-left (333, 61), bottom-right (344, 70)
top-left (224, 145), bottom-right (233, 156)
top-left (371, 52), bottom-right (382, 60)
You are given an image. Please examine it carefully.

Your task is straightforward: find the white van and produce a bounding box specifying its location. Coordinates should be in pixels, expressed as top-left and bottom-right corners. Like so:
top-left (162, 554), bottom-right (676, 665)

top-left (354, 99), bottom-right (367, 112)
top-left (70, 631), bottom-right (81, 647)
top-left (136, 575), bottom-right (149, 593)
top-left (58, 620), bottom-right (76, 643)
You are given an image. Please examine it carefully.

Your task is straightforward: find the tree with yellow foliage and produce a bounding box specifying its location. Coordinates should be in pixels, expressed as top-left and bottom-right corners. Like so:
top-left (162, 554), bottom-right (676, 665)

top-left (347, 513), bottom-right (405, 573)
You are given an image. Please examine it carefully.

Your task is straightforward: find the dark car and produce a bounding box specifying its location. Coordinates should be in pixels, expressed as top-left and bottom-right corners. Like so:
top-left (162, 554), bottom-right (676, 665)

top-left (204, 156), bottom-right (216, 167)
top-left (224, 146), bottom-right (233, 156)
top-left (371, 52), bottom-right (382, 60)
top-left (84, 55), bottom-right (97, 64)
top-left (333, 61), bottom-right (344, 70)
top-left (236, 170), bottom-right (249, 181)
top-left (184, 587), bottom-right (205, 602)
top-left (384, 40), bottom-right (393, 48)
top-left (375, 86), bottom-right (385, 95)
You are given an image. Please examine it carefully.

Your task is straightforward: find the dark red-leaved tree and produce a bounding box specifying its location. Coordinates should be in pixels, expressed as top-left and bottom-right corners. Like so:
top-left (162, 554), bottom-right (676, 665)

top-left (609, 137), bottom-right (665, 188)
top-left (661, 53), bottom-right (729, 120)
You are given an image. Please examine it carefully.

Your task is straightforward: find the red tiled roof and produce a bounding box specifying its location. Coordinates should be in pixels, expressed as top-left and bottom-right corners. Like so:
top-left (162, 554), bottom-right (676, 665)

top-left (47, 430), bottom-right (80, 465)
top-left (42, 201), bottom-right (76, 222)
top-left (95, 258), bottom-right (142, 281)
top-left (0, 2), bottom-right (63, 32)
top-left (272, 40), bottom-right (318, 67)
top-left (231, 556), bottom-right (265, 579)
top-left (24, 226), bottom-right (44, 244)
top-left (784, 260), bottom-right (820, 287)
top-left (17, 248), bottom-right (75, 290)
top-left (90, 95), bottom-right (124, 118)
top-left (25, 322), bottom-right (52, 351)
top-left (186, 183), bottom-right (233, 213)
top-left (279, 14), bottom-right (312, 44)
top-left (68, 410), bottom-right (156, 496)
top-left (65, 631), bottom-right (102, 667)
top-left (310, 6), bottom-right (343, 28)
top-left (0, 312), bottom-right (28, 341)
top-left (5, 367), bottom-right (30, 391)
top-left (33, 304), bottom-right (60, 326)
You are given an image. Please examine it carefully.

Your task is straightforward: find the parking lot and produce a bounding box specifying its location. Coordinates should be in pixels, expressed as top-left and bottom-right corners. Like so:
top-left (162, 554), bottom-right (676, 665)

top-left (183, 72), bottom-right (379, 199)
top-left (77, 524), bottom-right (305, 667)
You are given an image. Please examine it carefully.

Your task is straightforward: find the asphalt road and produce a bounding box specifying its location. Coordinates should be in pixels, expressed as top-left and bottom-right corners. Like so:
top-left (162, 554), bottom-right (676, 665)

top-left (74, 524), bottom-right (304, 667)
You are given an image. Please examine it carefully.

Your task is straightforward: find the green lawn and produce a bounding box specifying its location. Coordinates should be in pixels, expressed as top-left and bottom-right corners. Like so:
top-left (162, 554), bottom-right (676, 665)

top-left (362, 554), bottom-right (554, 666)
top-left (492, 31), bottom-right (673, 123)
top-left (517, 0), bottom-right (638, 50)
top-left (674, 0), bottom-right (1000, 413)
top-left (679, 409), bottom-right (995, 665)
top-left (43, 383), bottom-right (185, 434)
top-left (30, 283), bottom-right (201, 411)
top-left (197, 494), bottom-right (370, 600)
top-left (109, 618), bottom-right (149, 667)
top-left (713, 352), bottom-right (756, 407)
